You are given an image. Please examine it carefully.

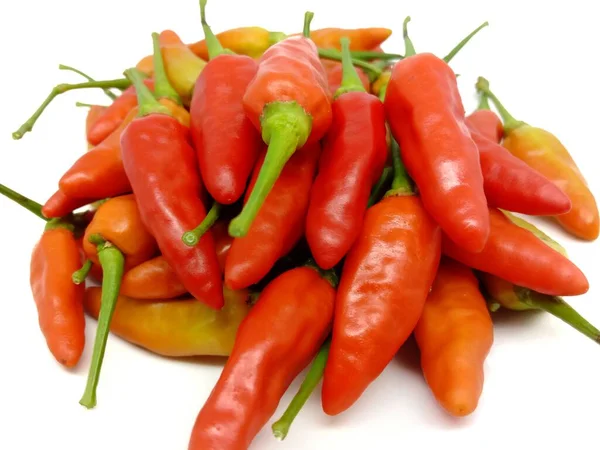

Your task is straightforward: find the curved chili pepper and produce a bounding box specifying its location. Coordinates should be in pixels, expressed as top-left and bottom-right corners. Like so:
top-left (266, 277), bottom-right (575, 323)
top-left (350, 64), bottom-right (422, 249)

top-left (83, 103), bottom-right (107, 146)
top-left (0, 184), bottom-right (86, 367)
top-left (414, 258), bottom-right (494, 417)
top-left (81, 194), bottom-right (157, 272)
top-left (121, 67), bottom-right (223, 309)
top-left (79, 234), bottom-right (125, 409)
top-left (230, 12), bottom-right (332, 237)
top-left (472, 128), bottom-right (572, 215)
top-left (465, 92), bottom-right (503, 143)
top-left (309, 27), bottom-right (392, 50)
top-left (41, 190), bottom-right (96, 219)
top-left (121, 220), bottom-right (232, 300)
top-left (189, 26), bottom-right (286, 59)
top-left (136, 30), bottom-right (206, 104)
top-left (86, 78), bottom-right (155, 146)
top-left (477, 77), bottom-right (599, 241)
top-left (189, 0), bottom-right (262, 206)
top-left (480, 215), bottom-right (600, 345)
top-left (384, 17), bottom-right (489, 253)
top-left (225, 142), bottom-right (321, 290)
top-left (306, 37), bottom-right (388, 269)
top-left (442, 208), bottom-right (589, 296)
top-left (322, 144), bottom-right (442, 416)
top-left (188, 265), bottom-right (336, 450)
top-left (83, 286), bottom-right (250, 357)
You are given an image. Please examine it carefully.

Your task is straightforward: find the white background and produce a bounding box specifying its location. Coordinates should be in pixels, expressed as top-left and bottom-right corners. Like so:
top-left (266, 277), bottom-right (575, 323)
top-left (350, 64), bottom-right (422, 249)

top-left (1, 1), bottom-right (599, 449)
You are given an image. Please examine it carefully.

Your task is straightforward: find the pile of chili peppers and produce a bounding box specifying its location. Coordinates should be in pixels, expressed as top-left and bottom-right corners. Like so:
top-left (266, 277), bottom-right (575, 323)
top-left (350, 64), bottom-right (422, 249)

top-left (3, 1), bottom-right (599, 448)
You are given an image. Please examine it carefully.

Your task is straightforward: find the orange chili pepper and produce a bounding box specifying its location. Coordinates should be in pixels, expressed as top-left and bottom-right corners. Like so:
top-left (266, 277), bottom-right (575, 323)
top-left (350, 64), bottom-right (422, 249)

top-left (81, 194), bottom-right (157, 272)
top-left (309, 27), bottom-right (392, 50)
top-left (83, 286), bottom-right (250, 357)
top-left (83, 104), bottom-right (107, 146)
top-left (136, 30), bottom-right (207, 104)
top-left (120, 220), bottom-right (232, 300)
top-left (41, 190), bottom-right (96, 219)
top-left (477, 77), bottom-right (599, 241)
top-left (414, 258), bottom-right (494, 417)
top-left (189, 26), bottom-right (287, 60)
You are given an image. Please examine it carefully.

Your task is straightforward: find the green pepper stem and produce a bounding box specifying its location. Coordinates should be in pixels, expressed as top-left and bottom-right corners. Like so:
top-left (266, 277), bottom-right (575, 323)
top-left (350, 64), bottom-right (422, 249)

top-left (403, 16), bottom-right (416, 57)
top-left (229, 102), bottom-right (312, 238)
top-left (477, 92), bottom-right (491, 111)
top-left (79, 239), bottom-right (125, 409)
top-left (303, 11), bottom-right (314, 38)
top-left (385, 139), bottom-right (413, 197)
top-left (476, 77), bottom-right (525, 133)
top-left (0, 183), bottom-right (47, 220)
top-left (151, 33), bottom-right (182, 104)
top-left (272, 340), bottom-right (331, 440)
top-left (182, 201), bottom-right (221, 246)
top-left (123, 68), bottom-right (171, 117)
top-left (317, 48), bottom-right (382, 79)
top-left (517, 287), bottom-right (600, 345)
top-left (368, 167), bottom-right (393, 207)
top-left (72, 259), bottom-right (93, 284)
top-left (75, 102), bottom-right (100, 108)
top-left (442, 22), bottom-right (489, 63)
top-left (199, 0), bottom-right (229, 59)
top-left (44, 217), bottom-right (75, 232)
top-left (58, 64), bottom-right (117, 100)
top-left (334, 37), bottom-right (368, 98)
top-left (347, 50), bottom-right (403, 61)
top-left (12, 78), bottom-right (131, 140)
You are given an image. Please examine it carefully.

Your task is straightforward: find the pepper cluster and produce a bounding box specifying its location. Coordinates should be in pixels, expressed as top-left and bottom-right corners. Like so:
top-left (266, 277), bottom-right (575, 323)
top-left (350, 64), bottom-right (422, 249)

top-left (3, 1), bottom-right (599, 449)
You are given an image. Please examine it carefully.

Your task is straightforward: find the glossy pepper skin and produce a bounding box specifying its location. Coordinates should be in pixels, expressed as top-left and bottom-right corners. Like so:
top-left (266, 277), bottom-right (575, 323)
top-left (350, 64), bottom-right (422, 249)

top-left (120, 220), bottom-right (233, 300)
top-left (309, 27), bottom-right (392, 50)
top-left (87, 79), bottom-right (155, 146)
top-left (225, 142), bottom-right (320, 290)
top-left (465, 110), bottom-right (503, 144)
top-left (136, 30), bottom-right (207, 104)
top-left (384, 53), bottom-right (490, 253)
top-left (472, 128), bottom-right (572, 215)
top-left (85, 104), bottom-right (107, 147)
top-left (121, 70), bottom-right (223, 309)
top-left (188, 266), bottom-right (335, 450)
top-left (230, 14), bottom-right (332, 237)
top-left (414, 258), bottom-right (493, 417)
top-left (189, 26), bottom-right (286, 60)
top-left (41, 190), bottom-right (95, 219)
top-left (306, 38), bottom-right (388, 269)
top-left (82, 194), bottom-right (157, 272)
top-left (190, 3), bottom-right (262, 205)
top-left (83, 286), bottom-right (250, 357)
top-left (30, 220), bottom-right (86, 368)
top-left (442, 208), bottom-right (589, 296)
top-left (478, 77), bottom-right (599, 241)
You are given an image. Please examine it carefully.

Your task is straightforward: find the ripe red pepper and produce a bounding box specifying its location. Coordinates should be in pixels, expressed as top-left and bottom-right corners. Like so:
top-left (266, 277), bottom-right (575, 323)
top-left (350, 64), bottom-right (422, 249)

top-left (306, 38), bottom-right (388, 269)
top-left (472, 129), bottom-right (572, 215)
top-left (229, 12), bottom-right (332, 237)
top-left (121, 67), bottom-right (223, 309)
top-left (384, 18), bottom-right (489, 252)
top-left (443, 208), bottom-right (589, 296)
top-left (465, 92), bottom-right (503, 143)
top-left (225, 142), bottom-right (321, 290)
top-left (188, 265), bottom-right (335, 450)
top-left (87, 78), bottom-right (155, 146)
top-left (41, 190), bottom-right (96, 219)
top-left (189, 0), bottom-right (262, 205)
top-left (83, 104), bottom-right (107, 146)
top-left (322, 145), bottom-right (442, 416)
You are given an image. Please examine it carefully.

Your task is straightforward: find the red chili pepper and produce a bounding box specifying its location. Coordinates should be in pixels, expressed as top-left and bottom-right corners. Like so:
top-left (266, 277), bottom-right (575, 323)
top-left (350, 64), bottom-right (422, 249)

top-left (121, 65), bottom-right (223, 309)
top-left (189, 0), bottom-right (262, 205)
top-left (87, 79), bottom-right (155, 146)
top-left (41, 190), bottom-right (96, 219)
top-left (188, 265), bottom-right (336, 450)
top-left (324, 60), bottom-right (370, 96)
top-left (465, 92), bottom-right (503, 143)
top-left (306, 38), bottom-right (388, 269)
top-left (229, 12), bottom-right (332, 237)
top-left (472, 128), bottom-right (572, 215)
top-left (225, 142), bottom-right (321, 290)
top-left (442, 208), bottom-right (589, 296)
top-left (83, 103), bottom-right (107, 146)
top-left (309, 27), bottom-right (392, 51)
top-left (322, 144), bottom-right (442, 415)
